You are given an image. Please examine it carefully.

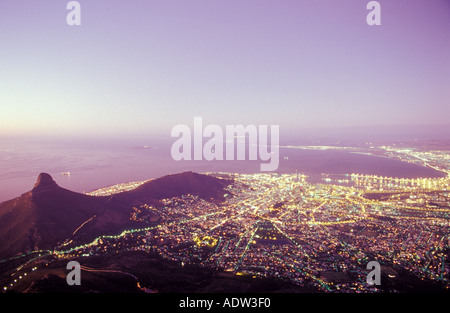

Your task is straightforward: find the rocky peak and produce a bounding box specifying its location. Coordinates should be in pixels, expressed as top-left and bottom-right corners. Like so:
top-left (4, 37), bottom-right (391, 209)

top-left (33, 173), bottom-right (57, 190)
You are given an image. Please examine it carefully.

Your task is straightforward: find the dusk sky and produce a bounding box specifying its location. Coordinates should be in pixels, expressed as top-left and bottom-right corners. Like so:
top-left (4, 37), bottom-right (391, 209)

top-left (1, 0), bottom-right (449, 138)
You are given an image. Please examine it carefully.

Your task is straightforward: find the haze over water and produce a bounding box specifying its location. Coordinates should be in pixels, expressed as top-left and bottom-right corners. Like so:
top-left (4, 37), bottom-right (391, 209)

top-left (0, 135), bottom-right (445, 203)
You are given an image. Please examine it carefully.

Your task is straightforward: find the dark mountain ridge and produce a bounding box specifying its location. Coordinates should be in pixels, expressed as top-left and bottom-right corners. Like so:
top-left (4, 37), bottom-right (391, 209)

top-left (112, 171), bottom-right (232, 205)
top-left (0, 173), bottom-right (108, 259)
top-left (0, 171), bottom-right (232, 260)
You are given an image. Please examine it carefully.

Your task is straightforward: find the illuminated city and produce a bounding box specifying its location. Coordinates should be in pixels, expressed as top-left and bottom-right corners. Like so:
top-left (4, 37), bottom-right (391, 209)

top-left (2, 144), bottom-right (449, 294)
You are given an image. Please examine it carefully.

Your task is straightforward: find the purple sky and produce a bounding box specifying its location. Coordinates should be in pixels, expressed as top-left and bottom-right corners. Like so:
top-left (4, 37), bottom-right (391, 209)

top-left (0, 0), bottom-right (449, 138)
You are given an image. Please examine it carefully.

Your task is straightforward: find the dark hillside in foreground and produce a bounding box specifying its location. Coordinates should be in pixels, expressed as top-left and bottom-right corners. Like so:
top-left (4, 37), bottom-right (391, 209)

top-left (0, 173), bottom-right (107, 259)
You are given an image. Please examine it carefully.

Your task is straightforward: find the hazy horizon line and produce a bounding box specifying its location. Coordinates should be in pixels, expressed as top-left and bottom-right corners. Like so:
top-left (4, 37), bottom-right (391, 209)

top-left (1, 123), bottom-right (449, 142)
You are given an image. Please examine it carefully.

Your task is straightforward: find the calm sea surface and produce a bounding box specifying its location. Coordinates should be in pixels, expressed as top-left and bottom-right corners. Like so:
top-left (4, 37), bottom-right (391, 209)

top-left (0, 136), bottom-right (445, 203)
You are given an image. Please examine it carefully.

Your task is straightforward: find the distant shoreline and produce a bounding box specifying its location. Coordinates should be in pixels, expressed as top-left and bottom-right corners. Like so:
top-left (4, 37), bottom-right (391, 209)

top-left (0, 139), bottom-right (448, 203)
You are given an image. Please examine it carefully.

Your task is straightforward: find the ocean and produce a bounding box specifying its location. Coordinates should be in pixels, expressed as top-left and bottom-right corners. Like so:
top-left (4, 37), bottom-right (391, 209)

top-left (0, 136), bottom-right (445, 203)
